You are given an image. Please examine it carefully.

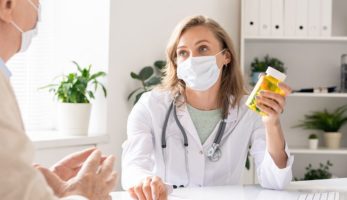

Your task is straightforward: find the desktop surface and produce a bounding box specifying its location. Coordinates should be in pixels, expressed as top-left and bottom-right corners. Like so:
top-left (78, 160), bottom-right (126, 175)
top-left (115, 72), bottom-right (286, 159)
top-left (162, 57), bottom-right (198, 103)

top-left (111, 178), bottom-right (347, 200)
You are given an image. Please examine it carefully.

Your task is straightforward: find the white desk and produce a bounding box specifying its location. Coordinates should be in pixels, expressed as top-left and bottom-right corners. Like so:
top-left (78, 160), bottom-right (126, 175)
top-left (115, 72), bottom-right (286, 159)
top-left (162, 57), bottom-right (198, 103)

top-left (111, 178), bottom-right (347, 200)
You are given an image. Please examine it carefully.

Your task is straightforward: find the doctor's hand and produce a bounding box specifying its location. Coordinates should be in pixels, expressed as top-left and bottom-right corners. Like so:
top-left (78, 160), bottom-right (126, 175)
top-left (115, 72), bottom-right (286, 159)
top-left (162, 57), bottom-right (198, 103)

top-left (128, 176), bottom-right (168, 200)
top-left (255, 81), bottom-right (292, 126)
top-left (35, 149), bottom-right (117, 200)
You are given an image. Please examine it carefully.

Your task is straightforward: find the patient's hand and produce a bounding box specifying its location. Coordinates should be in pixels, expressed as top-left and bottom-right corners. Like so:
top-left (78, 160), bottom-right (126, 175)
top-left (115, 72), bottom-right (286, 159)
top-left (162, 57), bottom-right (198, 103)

top-left (128, 176), bottom-right (168, 200)
top-left (35, 149), bottom-right (117, 200)
top-left (48, 147), bottom-right (105, 181)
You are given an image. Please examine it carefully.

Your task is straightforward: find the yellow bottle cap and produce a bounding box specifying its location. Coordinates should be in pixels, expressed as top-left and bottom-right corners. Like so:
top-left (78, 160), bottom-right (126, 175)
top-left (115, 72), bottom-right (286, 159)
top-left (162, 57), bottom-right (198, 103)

top-left (266, 67), bottom-right (286, 81)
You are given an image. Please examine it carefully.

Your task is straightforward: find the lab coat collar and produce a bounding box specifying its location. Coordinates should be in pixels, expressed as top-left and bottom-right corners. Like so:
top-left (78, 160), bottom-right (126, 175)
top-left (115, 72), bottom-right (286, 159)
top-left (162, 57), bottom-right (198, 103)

top-left (0, 57), bottom-right (12, 78)
top-left (173, 95), bottom-right (240, 148)
top-left (225, 104), bottom-right (239, 123)
top-left (174, 95), bottom-right (239, 124)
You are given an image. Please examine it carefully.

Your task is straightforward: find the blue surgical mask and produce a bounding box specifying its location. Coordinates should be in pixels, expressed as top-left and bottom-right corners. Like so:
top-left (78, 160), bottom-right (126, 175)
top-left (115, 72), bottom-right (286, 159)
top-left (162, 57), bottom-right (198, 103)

top-left (10, 0), bottom-right (41, 53)
top-left (177, 49), bottom-right (225, 91)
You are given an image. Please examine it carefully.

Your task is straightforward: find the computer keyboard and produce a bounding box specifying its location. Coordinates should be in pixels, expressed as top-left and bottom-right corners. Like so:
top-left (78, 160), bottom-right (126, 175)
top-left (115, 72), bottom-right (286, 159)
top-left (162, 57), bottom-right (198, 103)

top-left (298, 192), bottom-right (340, 200)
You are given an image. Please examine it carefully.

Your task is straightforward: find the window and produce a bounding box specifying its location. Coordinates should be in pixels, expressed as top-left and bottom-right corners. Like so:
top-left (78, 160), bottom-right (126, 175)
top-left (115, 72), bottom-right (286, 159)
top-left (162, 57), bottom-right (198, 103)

top-left (7, 0), bottom-right (110, 133)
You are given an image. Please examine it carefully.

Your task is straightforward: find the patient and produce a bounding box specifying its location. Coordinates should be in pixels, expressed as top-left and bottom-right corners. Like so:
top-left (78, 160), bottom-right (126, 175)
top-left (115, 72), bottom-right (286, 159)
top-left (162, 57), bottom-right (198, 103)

top-left (0, 0), bottom-right (116, 199)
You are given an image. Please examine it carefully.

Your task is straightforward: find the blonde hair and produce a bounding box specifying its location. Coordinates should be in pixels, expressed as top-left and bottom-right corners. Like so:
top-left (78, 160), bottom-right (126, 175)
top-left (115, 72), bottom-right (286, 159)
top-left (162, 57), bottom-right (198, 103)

top-left (161, 15), bottom-right (246, 118)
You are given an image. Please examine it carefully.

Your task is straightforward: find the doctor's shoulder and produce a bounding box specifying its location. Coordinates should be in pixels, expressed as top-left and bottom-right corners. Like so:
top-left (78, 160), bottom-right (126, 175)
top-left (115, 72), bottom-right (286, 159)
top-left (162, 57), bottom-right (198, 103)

top-left (134, 89), bottom-right (173, 111)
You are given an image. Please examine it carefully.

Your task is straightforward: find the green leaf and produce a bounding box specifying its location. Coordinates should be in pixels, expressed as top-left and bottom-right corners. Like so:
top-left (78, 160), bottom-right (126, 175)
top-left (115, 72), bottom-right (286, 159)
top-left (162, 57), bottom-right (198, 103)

top-left (130, 72), bottom-right (141, 80)
top-left (89, 71), bottom-right (106, 81)
top-left (68, 73), bottom-right (75, 81)
top-left (93, 80), bottom-right (98, 91)
top-left (127, 87), bottom-right (142, 101)
top-left (82, 68), bottom-right (89, 78)
top-left (72, 61), bottom-right (83, 72)
top-left (154, 60), bottom-right (166, 70)
top-left (88, 91), bottom-right (95, 99)
top-left (134, 91), bottom-right (146, 105)
top-left (38, 84), bottom-right (59, 90)
top-left (87, 64), bottom-right (92, 74)
top-left (144, 76), bottom-right (161, 87)
top-left (100, 83), bottom-right (107, 97)
top-left (139, 66), bottom-right (154, 81)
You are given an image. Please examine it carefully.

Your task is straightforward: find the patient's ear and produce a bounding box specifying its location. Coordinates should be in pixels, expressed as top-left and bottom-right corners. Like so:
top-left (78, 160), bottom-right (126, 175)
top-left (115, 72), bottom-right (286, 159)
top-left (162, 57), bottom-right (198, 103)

top-left (0, 0), bottom-right (16, 23)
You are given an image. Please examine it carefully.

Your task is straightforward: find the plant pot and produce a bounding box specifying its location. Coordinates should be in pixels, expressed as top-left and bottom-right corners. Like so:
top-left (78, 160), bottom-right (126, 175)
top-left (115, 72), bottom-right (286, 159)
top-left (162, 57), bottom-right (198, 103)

top-left (324, 132), bottom-right (342, 149)
top-left (308, 139), bottom-right (319, 149)
top-left (252, 72), bottom-right (262, 85)
top-left (57, 103), bottom-right (91, 136)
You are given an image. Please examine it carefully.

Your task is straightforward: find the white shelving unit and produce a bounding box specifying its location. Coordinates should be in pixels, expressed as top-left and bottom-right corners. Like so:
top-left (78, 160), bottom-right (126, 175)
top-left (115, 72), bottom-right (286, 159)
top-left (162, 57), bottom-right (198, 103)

top-left (290, 147), bottom-right (347, 155)
top-left (241, 0), bottom-right (347, 184)
top-left (244, 36), bottom-right (347, 43)
top-left (290, 93), bottom-right (347, 98)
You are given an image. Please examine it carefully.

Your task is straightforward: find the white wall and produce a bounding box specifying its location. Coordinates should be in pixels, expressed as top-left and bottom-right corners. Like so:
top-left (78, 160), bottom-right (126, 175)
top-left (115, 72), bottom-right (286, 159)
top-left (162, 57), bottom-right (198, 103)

top-left (105, 0), bottom-right (241, 190)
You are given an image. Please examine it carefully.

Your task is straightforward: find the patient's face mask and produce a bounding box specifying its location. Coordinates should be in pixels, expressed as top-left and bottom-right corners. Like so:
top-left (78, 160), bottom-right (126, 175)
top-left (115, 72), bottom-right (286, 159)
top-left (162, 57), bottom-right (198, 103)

top-left (177, 49), bottom-right (225, 91)
top-left (10, 0), bottom-right (41, 53)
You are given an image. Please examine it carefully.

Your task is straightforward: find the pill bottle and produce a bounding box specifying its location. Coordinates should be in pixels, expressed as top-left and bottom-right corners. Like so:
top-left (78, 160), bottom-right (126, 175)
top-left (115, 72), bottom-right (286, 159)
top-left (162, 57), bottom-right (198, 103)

top-left (245, 67), bottom-right (287, 116)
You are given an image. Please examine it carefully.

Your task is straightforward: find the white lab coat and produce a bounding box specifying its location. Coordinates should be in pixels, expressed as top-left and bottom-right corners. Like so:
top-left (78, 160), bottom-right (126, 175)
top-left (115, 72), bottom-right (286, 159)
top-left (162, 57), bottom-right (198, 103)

top-left (0, 59), bottom-right (87, 200)
top-left (122, 90), bottom-right (294, 190)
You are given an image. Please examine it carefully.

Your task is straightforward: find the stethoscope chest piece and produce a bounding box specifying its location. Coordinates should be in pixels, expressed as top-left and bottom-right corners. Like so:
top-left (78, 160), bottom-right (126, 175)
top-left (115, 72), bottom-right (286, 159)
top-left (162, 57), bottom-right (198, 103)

top-left (207, 143), bottom-right (222, 162)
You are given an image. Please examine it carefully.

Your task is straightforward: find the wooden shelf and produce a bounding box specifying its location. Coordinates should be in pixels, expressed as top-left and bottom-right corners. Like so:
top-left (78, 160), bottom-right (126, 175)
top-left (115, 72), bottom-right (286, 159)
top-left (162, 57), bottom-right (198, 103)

top-left (290, 93), bottom-right (347, 98)
top-left (244, 36), bottom-right (347, 42)
top-left (290, 147), bottom-right (347, 155)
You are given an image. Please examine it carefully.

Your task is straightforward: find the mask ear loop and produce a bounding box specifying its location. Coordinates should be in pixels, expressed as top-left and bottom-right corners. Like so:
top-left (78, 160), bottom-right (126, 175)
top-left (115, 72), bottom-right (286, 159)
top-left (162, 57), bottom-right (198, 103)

top-left (10, 21), bottom-right (24, 33)
top-left (215, 48), bottom-right (227, 56)
top-left (27, 0), bottom-right (39, 11)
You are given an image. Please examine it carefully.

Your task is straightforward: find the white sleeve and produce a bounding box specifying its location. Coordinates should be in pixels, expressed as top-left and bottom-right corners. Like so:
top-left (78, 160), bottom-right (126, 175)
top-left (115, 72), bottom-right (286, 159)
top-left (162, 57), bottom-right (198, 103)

top-left (121, 95), bottom-right (155, 190)
top-left (249, 114), bottom-right (294, 190)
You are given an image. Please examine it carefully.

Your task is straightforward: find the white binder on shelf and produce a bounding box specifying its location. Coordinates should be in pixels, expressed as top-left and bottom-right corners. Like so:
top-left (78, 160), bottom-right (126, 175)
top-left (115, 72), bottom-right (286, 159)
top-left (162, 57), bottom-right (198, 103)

top-left (271, 0), bottom-right (284, 36)
top-left (244, 0), bottom-right (259, 36)
top-left (259, 0), bottom-right (271, 36)
top-left (284, 0), bottom-right (296, 37)
top-left (308, 0), bottom-right (321, 37)
top-left (320, 0), bottom-right (332, 37)
top-left (295, 0), bottom-right (308, 37)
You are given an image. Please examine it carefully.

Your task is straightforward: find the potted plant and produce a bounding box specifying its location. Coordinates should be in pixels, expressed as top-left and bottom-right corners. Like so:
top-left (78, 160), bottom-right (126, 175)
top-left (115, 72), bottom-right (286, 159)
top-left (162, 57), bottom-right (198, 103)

top-left (41, 61), bottom-right (107, 136)
top-left (295, 105), bottom-right (347, 149)
top-left (294, 161), bottom-right (333, 181)
top-left (250, 55), bottom-right (285, 85)
top-left (308, 133), bottom-right (319, 149)
top-left (128, 60), bottom-right (166, 105)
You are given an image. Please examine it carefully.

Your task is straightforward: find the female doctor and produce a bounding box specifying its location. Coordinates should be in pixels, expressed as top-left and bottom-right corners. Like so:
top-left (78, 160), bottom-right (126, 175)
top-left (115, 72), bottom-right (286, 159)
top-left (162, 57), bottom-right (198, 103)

top-left (122, 15), bottom-right (294, 200)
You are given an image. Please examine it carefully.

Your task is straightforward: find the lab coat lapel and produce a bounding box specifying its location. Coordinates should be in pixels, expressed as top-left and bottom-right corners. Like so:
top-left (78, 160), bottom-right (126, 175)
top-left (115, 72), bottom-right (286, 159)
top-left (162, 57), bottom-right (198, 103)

top-left (202, 105), bottom-right (239, 148)
top-left (175, 102), bottom-right (203, 148)
top-left (222, 106), bottom-right (240, 140)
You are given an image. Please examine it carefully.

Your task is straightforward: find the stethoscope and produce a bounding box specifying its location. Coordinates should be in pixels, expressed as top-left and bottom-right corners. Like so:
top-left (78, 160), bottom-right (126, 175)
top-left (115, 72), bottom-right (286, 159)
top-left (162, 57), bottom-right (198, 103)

top-left (161, 96), bottom-right (227, 188)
